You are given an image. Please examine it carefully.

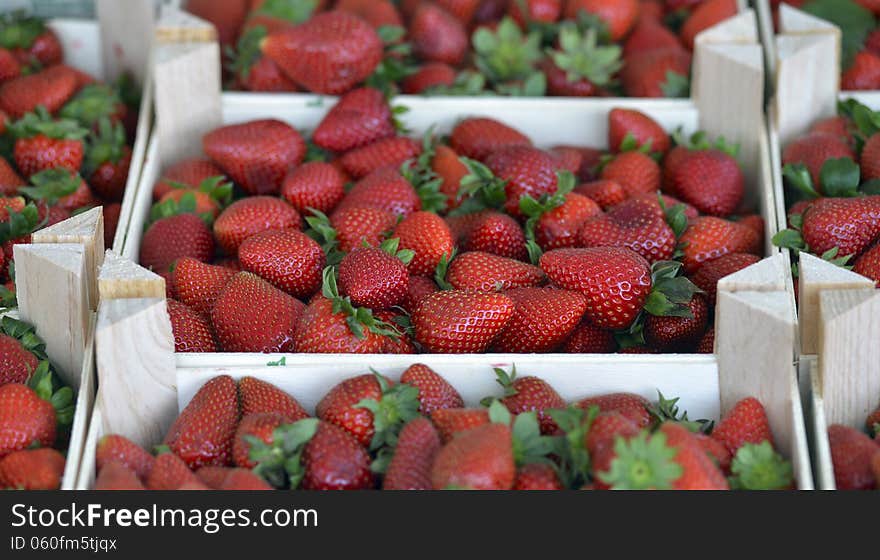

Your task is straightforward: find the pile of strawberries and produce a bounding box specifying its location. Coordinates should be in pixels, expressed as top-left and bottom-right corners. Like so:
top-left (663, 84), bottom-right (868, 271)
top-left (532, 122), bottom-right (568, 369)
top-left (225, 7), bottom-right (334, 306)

top-left (93, 365), bottom-right (793, 490)
top-left (188, 0), bottom-right (737, 97)
top-left (774, 99), bottom-right (880, 288)
top-left (0, 12), bottom-right (139, 304)
top-left (146, 88), bottom-right (763, 355)
top-left (0, 315), bottom-right (75, 490)
top-left (827, 403), bottom-right (880, 490)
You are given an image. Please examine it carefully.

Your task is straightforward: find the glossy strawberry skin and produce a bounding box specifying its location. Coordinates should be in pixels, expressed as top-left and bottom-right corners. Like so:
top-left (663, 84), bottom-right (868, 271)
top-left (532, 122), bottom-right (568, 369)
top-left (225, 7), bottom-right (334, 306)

top-left (312, 87), bottom-right (395, 152)
top-left (96, 434), bottom-right (155, 481)
top-left (238, 228), bottom-right (325, 299)
top-left (95, 462), bottom-right (146, 490)
top-left (233, 412), bottom-right (289, 469)
top-left (153, 158), bottom-right (225, 201)
top-left (412, 290), bottom-right (516, 353)
top-left (853, 242), bottom-right (880, 287)
top-left (620, 47), bottom-right (691, 98)
top-left (660, 422), bottom-right (729, 490)
top-left (608, 108), bottom-right (671, 154)
top-left (492, 287), bottom-right (588, 353)
top-left (383, 417), bottom-right (442, 490)
top-left (801, 196), bottom-right (880, 258)
top-left (402, 62), bottom-right (457, 94)
top-left (338, 247), bottom-right (409, 309)
top-left (410, 2), bottom-right (468, 65)
top-left (335, 167), bottom-right (421, 218)
top-left (146, 452), bottom-right (200, 490)
top-left (600, 151), bottom-right (661, 198)
top-left (680, 0), bottom-right (738, 50)
top-left (672, 149), bottom-right (744, 216)
top-left (711, 397), bottom-right (774, 456)
top-left (301, 421), bottom-right (374, 490)
top-left (575, 180), bottom-right (627, 210)
top-left (577, 392), bottom-right (651, 428)
top-left (0, 65), bottom-right (79, 118)
top-left (238, 376), bottom-right (310, 420)
top-left (513, 462), bottom-right (564, 490)
top-left (316, 373), bottom-right (390, 448)
top-left (139, 214), bottom-right (214, 273)
top-left (213, 196), bottom-right (303, 256)
top-left (563, 320), bottom-right (617, 353)
top-left (0, 333), bottom-right (39, 385)
top-left (457, 211), bottom-right (529, 261)
top-left (167, 298), bottom-right (218, 353)
top-left (281, 161), bottom-right (346, 215)
top-left (446, 251), bottom-right (546, 292)
top-left (341, 137), bottom-right (422, 180)
top-left (644, 294), bottom-right (709, 352)
top-left (587, 411), bottom-right (642, 488)
top-left (172, 257), bottom-right (236, 317)
top-left (827, 424), bottom-right (879, 490)
top-left (450, 117), bottom-right (531, 161)
top-left (536, 193), bottom-right (603, 250)
top-left (843, 50), bottom-right (880, 90)
top-left (679, 216), bottom-right (760, 273)
top-left (690, 253), bottom-right (760, 306)
top-left (13, 135), bottom-right (83, 179)
top-left (394, 210), bottom-right (455, 276)
top-left (782, 133), bottom-right (855, 194)
top-left (331, 206), bottom-right (397, 253)
top-left (431, 408), bottom-right (490, 443)
top-left (499, 373), bottom-right (566, 434)
top-left (431, 422), bottom-right (515, 490)
top-left (486, 146), bottom-right (559, 219)
top-left (400, 364), bottom-right (464, 415)
top-left (0, 383), bottom-right (56, 457)
top-left (0, 448), bottom-right (65, 490)
top-left (578, 196), bottom-right (676, 264)
top-left (294, 297), bottom-right (388, 354)
top-left (565, 0), bottom-right (639, 41)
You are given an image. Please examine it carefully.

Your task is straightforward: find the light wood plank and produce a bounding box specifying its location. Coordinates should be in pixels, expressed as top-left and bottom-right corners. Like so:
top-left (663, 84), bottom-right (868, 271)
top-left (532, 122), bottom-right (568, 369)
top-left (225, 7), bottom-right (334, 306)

top-left (94, 0), bottom-right (155, 85)
top-left (98, 250), bottom-right (166, 301)
top-left (717, 253), bottom-right (789, 293)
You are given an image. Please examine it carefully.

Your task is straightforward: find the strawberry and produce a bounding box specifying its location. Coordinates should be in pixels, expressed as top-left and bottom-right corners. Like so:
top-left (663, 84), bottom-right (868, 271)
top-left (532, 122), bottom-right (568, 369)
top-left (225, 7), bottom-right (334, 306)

top-left (338, 240), bottom-right (411, 309)
top-left (262, 12), bottom-right (383, 94)
top-left (167, 298), bottom-right (217, 353)
top-left (679, 216), bottom-right (760, 273)
top-left (680, 0), bottom-right (737, 50)
top-left (145, 451), bottom-right (200, 490)
top-left (492, 366), bottom-right (565, 433)
top-left (445, 251), bottom-right (546, 292)
top-left (450, 117), bottom-right (531, 161)
top-left (696, 327), bottom-right (715, 353)
top-left (238, 376), bottom-right (310, 420)
top-left (402, 62), bottom-right (457, 94)
top-left (172, 257), bottom-right (236, 316)
top-left (58, 82), bottom-right (126, 131)
top-left (194, 465), bottom-right (231, 489)
top-left (393, 210), bottom-right (455, 276)
top-left (810, 115), bottom-right (854, 142)
top-left (95, 434), bottom-right (155, 481)
top-left (543, 26), bottom-right (621, 97)
top-left (152, 176), bottom-right (226, 223)
top-left (549, 146), bottom-right (585, 176)
top-left (736, 213), bottom-right (765, 244)
top-left (212, 272), bottom-right (304, 352)
top-left (430, 144), bottom-right (469, 208)
top-left (842, 50), bottom-right (880, 90)
top-left (661, 422), bottom-right (729, 489)
top-left (563, 319), bottom-right (616, 352)
top-left (233, 412), bottom-right (289, 468)
top-left (513, 462), bottom-right (563, 490)
top-left (0, 448), bottom-right (64, 490)
top-left (862, 133), bottom-right (880, 181)
top-left (800, 196), bottom-right (880, 258)
top-left (528, 191), bottom-right (603, 251)
top-left (382, 417), bottom-right (442, 490)
top-left (711, 397), bottom-right (774, 456)
top-left (216, 468), bottom-right (273, 490)
top-left (0, 317), bottom-right (42, 385)
top-left (586, 411), bottom-right (642, 488)
top-left (19, 168), bottom-right (97, 212)
top-left (335, 0), bottom-right (402, 28)
top-left (2, 15), bottom-right (63, 67)
top-left (0, 48), bottom-right (20, 82)
top-left (0, 363), bottom-right (70, 457)
top-left (600, 151), bottom-right (661, 198)
top-left (164, 375), bottom-right (239, 469)
top-left (281, 161), bottom-right (346, 215)
top-left (231, 25), bottom-right (299, 92)
top-left (203, 119), bottom-right (305, 195)
top-left (412, 290), bottom-right (516, 353)
top-left (0, 65), bottom-right (79, 118)
top-left (83, 119), bottom-right (131, 201)
top-left (457, 211), bottom-right (528, 261)
top-left (432, 421), bottom-right (515, 490)
top-left (623, 16), bottom-right (682, 57)
top-left (94, 462), bottom-right (145, 490)
top-left (621, 47), bottom-right (691, 98)
top-left (576, 392), bottom-right (650, 427)
top-left (564, 0), bottom-right (639, 41)
top-left (400, 364), bottom-right (464, 414)
top-left (578, 197), bottom-right (677, 264)
top-left (479, 146), bottom-right (560, 219)
top-left (431, 408), bottom-right (491, 442)
top-left (402, 275), bottom-right (439, 312)
top-left (828, 424), bottom-right (878, 490)
top-left (609, 108), bottom-right (671, 155)
top-left (690, 252), bottom-right (760, 306)
top-left (491, 287), bottom-right (587, 353)
top-left (238, 228), bottom-right (325, 298)
top-left (320, 206), bottom-right (396, 253)
top-left (644, 293), bottom-right (708, 351)
top-left (312, 88), bottom-right (396, 152)
top-left (782, 133), bottom-right (855, 194)
top-left (186, 0), bottom-right (249, 47)
top-left (340, 136), bottom-right (422, 180)
top-left (214, 196), bottom-right (302, 255)
top-left (669, 149), bottom-right (744, 216)
top-left (410, 2), bottom-right (468, 66)
top-left (153, 158), bottom-right (225, 201)
top-left (693, 432), bottom-right (732, 473)
top-left (139, 213), bottom-right (214, 273)
top-left (0, 156), bottom-right (23, 195)
top-left (509, 0), bottom-right (562, 25)
top-left (575, 179), bottom-right (627, 210)
top-left (436, 0), bottom-right (482, 23)
top-left (336, 166), bottom-right (421, 217)
top-left (10, 108), bottom-right (87, 178)
top-left (853, 242), bottom-right (880, 287)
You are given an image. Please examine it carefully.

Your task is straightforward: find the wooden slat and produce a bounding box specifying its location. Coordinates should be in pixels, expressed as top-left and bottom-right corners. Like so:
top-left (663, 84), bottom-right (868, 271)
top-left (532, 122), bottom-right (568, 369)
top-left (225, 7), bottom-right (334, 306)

top-left (98, 250), bottom-right (166, 301)
top-left (94, 0), bottom-right (156, 85)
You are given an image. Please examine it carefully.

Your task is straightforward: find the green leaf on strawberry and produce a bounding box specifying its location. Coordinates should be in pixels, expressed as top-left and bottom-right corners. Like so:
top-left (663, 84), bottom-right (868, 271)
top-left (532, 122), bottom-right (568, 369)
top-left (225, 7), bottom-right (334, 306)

top-left (0, 11), bottom-right (47, 50)
top-left (304, 209), bottom-right (344, 266)
top-left (728, 440), bottom-right (793, 490)
top-left (27, 359), bottom-right (74, 427)
top-left (487, 398), bottom-right (512, 425)
top-left (401, 128), bottom-right (447, 214)
top-left (548, 405), bottom-right (597, 488)
top-left (425, 70), bottom-right (490, 96)
top-left (9, 106), bottom-right (88, 141)
top-left (321, 266), bottom-right (401, 340)
top-left (250, 417), bottom-right (320, 489)
top-left (1, 314), bottom-right (48, 360)
top-left (660, 70), bottom-right (690, 98)
top-left (19, 168), bottom-right (82, 206)
top-left (354, 371), bottom-right (420, 460)
top-left (473, 17), bottom-right (543, 85)
top-left (648, 391), bottom-right (712, 434)
top-left (0, 202), bottom-right (41, 245)
top-left (802, 0), bottom-right (874, 71)
top-left (782, 163), bottom-right (820, 200)
top-left (255, 0), bottom-right (319, 24)
top-left (520, 170), bottom-right (576, 263)
top-left (58, 84), bottom-right (122, 130)
top-left (375, 237), bottom-right (415, 266)
top-left (658, 192), bottom-right (688, 238)
top-left (598, 431), bottom-right (683, 490)
top-left (772, 228), bottom-right (808, 254)
top-left (84, 117), bottom-right (127, 176)
top-left (433, 248), bottom-right (456, 291)
top-left (454, 158), bottom-right (509, 215)
top-left (511, 410), bottom-right (555, 466)
top-left (642, 261), bottom-right (702, 318)
top-left (547, 25), bottom-right (621, 88)
top-left (820, 157), bottom-right (860, 198)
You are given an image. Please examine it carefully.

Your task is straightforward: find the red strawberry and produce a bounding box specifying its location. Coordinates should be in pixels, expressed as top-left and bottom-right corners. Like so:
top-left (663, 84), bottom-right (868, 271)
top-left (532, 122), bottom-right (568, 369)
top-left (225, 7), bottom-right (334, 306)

top-left (281, 161), bottom-right (346, 215)
top-left (483, 146), bottom-right (559, 219)
top-left (87, 139), bottom-right (131, 202)
top-left (450, 117), bottom-right (531, 161)
top-left (167, 298), bottom-right (218, 353)
top-left (431, 144), bottom-right (469, 209)
top-left (578, 196), bottom-right (676, 264)
top-left (383, 417), bottom-right (442, 490)
top-left (696, 327), bottom-right (715, 353)
top-left (690, 253), bottom-right (761, 306)
top-left (494, 367), bottom-right (566, 433)
top-left (294, 294), bottom-right (390, 353)
top-left (0, 65), bottom-right (79, 118)
top-left (329, 206), bottom-right (397, 253)
top-left (186, 0), bottom-right (249, 47)
top-left (694, 432), bottom-right (732, 473)
top-left (233, 412), bottom-right (289, 468)
top-left (575, 179), bottom-right (627, 210)
top-left (810, 115), bottom-right (854, 142)
top-left (336, 166), bottom-right (421, 217)
top-left (431, 422), bottom-right (515, 490)
top-left (0, 328), bottom-right (40, 386)
top-left (155, 184), bottom-right (225, 222)
top-left (19, 169), bottom-right (97, 212)
top-left (312, 88), bottom-right (396, 152)
top-left (233, 26), bottom-right (299, 92)
top-left (211, 270), bottom-right (305, 353)
top-left (0, 448), bottom-right (64, 490)
top-left (549, 146), bottom-right (585, 176)
top-left (492, 287), bottom-right (587, 353)
top-left (576, 392), bottom-right (651, 427)
top-left (217, 468), bottom-right (273, 490)
top-left (458, 210), bottom-right (528, 261)
top-left (623, 17), bottom-right (682, 57)
top-left (842, 50), bottom-right (880, 90)
top-left (8, 18), bottom-right (63, 67)
top-left (711, 397), bottom-right (774, 456)
top-left (644, 294), bottom-right (708, 351)
top-left (533, 192), bottom-right (603, 251)
top-left (670, 149), bottom-right (743, 216)
top-left (341, 136), bottom-right (422, 180)
top-left (736, 214), bottom-right (765, 244)
top-left (513, 462), bottom-right (563, 490)
top-left (564, 0), bottom-right (639, 41)
top-left (621, 47), bottom-right (691, 98)
top-left (853, 242), bottom-right (880, 287)
top-left (436, 0), bottom-right (482, 23)
top-left (431, 408), bottom-right (490, 442)
top-left (316, 373), bottom-right (402, 447)
top-left (563, 319), bottom-right (616, 353)
top-left (203, 119), bottom-right (306, 195)
top-left (145, 452), bottom-right (200, 490)
top-left (828, 424), bottom-right (878, 490)
top-left (338, 244), bottom-right (410, 309)
top-left (94, 462), bottom-right (145, 490)
top-left (262, 12), bottom-right (383, 94)
top-left (446, 251), bottom-right (546, 292)
top-left (586, 411), bottom-right (641, 488)
top-left (336, 0), bottom-right (403, 28)
top-left (510, 0), bottom-right (562, 25)
top-left (0, 48), bottom-right (20, 82)
top-left (679, 216), bottom-right (760, 273)
top-left (11, 110), bottom-right (87, 178)
top-left (540, 247), bottom-right (652, 330)
top-left (0, 156), bottom-right (23, 195)
top-left (0, 374), bottom-right (65, 457)
top-left (600, 150), bottom-right (661, 198)
top-left (95, 434), bottom-right (155, 481)
top-left (172, 257), bottom-right (236, 316)
top-left (410, 2), bottom-right (468, 65)
top-left (402, 62), bottom-right (457, 94)
top-left (298, 420), bottom-right (374, 490)
top-left (862, 133), bottom-right (880, 181)
top-left (680, 0), bottom-right (737, 49)
top-left (782, 133), bottom-right (855, 194)
top-left (661, 422), bottom-right (729, 489)
top-left (393, 210), bottom-right (455, 275)
top-left (213, 196), bottom-right (302, 255)
top-left (412, 290), bottom-right (516, 353)
top-left (400, 363), bottom-right (464, 415)
top-left (153, 158), bottom-right (225, 201)
top-left (609, 108), bottom-right (671, 154)
top-left (238, 228), bottom-right (325, 298)
top-left (238, 376), bottom-right (310, 420)
top-left (139, 213), bottom-right (214, 273)
top-left (402, 275), bottom-right (439, 312)
top-left (800, 196), bottom-right (880, 258)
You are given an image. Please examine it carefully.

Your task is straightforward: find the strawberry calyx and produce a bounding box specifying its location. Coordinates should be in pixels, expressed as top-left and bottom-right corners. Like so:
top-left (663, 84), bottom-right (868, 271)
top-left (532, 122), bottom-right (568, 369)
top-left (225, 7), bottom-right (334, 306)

top-left (321, 266), bottom-right (401, 340)
top-left (227, 25), bottom-right (268, 81)
top-left (58, 84), bottom-right (123, 130)
top-left (772, 212), bottom-right (853, 270)
top-left (1, 314), bottom-right (48, 361)
top-left (249, 417), bottom-right (320, 489)
top-left (452, 158), bottom-right (508, 216)
top-left (354, 371), bottom-right (420, 467)
top-left (27, 359), bottom-right (74, 427)
top-left (401, 128), bottom-right (447, 213)
top-left (0, 11), bottom-right (45, 51)
top-left (83, 117), bottom-right (126, 176)
top-left (0, 279), bottom-right (15, 312)
top-left (598, 431), bottom-right (683, 490)
top-left (423, 69), bottom-right (488, 96)
top-left (671, 128), bottom-right (739, 158)
top-left (548, 405), bottom-right (598, 488)
top-left (304, 209), bottom-right (344, 265)
top-left (372, 237), bottom-right (414, 266)
top-left (547, 25), bottom-right (621, 88)
top-left (149, 175), bottom-right (232, 225)
top-left (727, 440), bottom-right (793, 490)
top-left (19, 168), bottom-right (82, 206)
top-left (473, 17), bottom-right (544, 89)
top-left (660, 70), bottom-right (690, 99)
top-left (433, 248), bottom-right (457, 290)
top-left (520, 170), bottom-right (576, 263)
top-left (657, 192), bottom-right (688, 240)
top-left (0, 201), bottom-right (40, 244)
top-left (9, 106), bottom-right (88, 141)
top-left (253, 0), bottom-right (319, 24)
top-left (366, 26), bottom-right (416, 97)
top-left (647, 391), bottom-right (712, 434)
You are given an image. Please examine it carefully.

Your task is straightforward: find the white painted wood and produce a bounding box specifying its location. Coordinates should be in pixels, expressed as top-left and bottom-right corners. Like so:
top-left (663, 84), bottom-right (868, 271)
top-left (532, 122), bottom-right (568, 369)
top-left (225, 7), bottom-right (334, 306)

top-left (99, 250), bottom-right (166, 300)
top-left (95, 0), bottom-right (156, 85)
top-left (13, 244), bottom-right (89, 389)
top-left (95, 297), bottom-right (176, 448)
